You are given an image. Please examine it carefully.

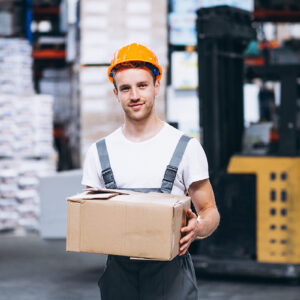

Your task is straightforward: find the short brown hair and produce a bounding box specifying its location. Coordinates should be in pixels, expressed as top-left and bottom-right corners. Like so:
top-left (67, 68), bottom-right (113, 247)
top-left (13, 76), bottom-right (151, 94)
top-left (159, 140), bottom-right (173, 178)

top-left (112, 61), bottom-right (156, 89)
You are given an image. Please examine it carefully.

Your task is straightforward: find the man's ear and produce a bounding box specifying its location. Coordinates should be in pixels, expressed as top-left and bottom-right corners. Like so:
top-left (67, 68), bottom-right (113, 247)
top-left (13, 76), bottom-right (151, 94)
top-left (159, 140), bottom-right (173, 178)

top-left (113, 87), bottom-right (120, 102)
top-left (154, 80), bottom-right (160, 97)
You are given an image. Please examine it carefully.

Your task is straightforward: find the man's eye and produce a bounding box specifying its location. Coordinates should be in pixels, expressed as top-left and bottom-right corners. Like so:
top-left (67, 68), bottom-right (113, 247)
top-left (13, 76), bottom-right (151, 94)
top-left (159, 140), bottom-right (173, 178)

top-left (121, 87), bottom-right (129, 91)
top-left (139, 84), bottom-right (147, 88)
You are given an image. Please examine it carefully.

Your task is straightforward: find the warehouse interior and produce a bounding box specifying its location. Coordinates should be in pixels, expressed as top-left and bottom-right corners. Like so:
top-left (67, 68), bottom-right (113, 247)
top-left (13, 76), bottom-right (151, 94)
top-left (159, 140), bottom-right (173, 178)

top-left (0, 0), bottom-right (300, 299)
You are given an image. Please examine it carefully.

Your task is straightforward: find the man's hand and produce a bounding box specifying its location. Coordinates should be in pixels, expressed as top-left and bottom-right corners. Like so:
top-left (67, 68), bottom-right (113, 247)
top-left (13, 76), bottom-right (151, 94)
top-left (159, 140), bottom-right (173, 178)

top-left (179, 209), bottom-right (199, 256)
top-left (178, 179), bottom-right (220, 256)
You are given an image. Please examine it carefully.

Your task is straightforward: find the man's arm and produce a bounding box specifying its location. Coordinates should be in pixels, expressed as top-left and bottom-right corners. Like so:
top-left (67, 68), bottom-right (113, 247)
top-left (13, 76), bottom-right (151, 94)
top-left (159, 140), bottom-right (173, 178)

top-left (179, 178), bottom-right (220, 256)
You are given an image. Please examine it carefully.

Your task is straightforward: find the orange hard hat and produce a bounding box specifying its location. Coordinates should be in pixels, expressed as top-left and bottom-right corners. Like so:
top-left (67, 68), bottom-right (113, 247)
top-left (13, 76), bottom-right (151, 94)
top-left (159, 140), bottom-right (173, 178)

top-left (107, 43), bottom-right (162, 83)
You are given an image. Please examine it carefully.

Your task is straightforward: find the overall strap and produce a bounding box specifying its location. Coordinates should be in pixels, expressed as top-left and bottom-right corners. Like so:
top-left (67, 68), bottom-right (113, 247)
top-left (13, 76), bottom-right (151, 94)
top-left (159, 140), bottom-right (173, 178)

top-left (161, 134), bottom-right (192, 194)
top-left (96, 139), bottom-right (118, 189)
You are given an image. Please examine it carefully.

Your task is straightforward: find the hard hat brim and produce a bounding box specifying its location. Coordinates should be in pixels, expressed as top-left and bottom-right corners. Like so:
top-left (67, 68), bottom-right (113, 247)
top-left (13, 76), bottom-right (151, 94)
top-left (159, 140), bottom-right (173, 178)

top-left (107, 60), bottom-right (162, 83)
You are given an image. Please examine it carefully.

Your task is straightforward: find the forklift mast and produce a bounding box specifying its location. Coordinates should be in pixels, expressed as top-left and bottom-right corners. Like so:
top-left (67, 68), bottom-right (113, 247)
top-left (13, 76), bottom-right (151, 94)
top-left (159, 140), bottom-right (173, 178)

top-left (197, 6), bottom-right (256, 175)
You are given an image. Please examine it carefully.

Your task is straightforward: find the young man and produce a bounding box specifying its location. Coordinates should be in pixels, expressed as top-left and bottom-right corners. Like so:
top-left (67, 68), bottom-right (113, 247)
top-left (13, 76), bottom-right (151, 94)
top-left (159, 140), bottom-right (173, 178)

top-left (82, 43), bottom-right (220, 300)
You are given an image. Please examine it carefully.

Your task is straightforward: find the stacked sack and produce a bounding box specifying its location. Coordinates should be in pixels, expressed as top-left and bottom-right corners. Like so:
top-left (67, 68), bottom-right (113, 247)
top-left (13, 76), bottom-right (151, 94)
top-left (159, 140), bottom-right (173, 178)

top-left (0, 160), bottom-right (56, 231)
top-left (0, 38), bottom-right (34, 95)
top-left (0, 38), bottom-right (56, 233)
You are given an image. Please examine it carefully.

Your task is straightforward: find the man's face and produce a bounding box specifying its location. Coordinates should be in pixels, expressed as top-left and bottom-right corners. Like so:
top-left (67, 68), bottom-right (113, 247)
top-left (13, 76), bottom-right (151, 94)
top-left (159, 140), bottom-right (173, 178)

top-left (113, 68), bottom-right (160, 122)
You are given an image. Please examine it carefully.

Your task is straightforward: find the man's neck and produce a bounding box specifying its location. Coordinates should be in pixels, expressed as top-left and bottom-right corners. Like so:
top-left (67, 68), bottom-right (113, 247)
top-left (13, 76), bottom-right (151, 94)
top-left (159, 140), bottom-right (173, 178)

top-left (122, 116), bottom-right (164, 142)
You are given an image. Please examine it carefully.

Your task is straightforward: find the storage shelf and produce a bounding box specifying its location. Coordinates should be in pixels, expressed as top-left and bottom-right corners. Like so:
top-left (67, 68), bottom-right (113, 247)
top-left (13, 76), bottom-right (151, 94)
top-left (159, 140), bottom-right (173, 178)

top-left (33, 7), bottom-right (59, 15)
top-left (33, 49), bottom-right (66, 59)
top-left (80, 63), bottom-right (110, 67)
top-left (0, 155), bottom-right (50, 160)
top-left (244, 57), bottom-right (265, 66)
top-left (254, 9), bottom-right (300, 22)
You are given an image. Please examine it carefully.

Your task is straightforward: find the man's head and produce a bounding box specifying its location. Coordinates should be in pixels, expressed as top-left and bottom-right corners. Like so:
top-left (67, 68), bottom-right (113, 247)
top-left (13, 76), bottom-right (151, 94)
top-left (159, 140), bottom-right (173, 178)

top-left (108, 43), bottom-right (162, 122)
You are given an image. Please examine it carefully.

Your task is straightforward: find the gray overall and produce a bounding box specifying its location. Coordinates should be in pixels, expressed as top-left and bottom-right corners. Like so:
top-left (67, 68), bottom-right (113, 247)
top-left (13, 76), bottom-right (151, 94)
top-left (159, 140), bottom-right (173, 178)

top-left (96, 135), bottom-right (199, 300)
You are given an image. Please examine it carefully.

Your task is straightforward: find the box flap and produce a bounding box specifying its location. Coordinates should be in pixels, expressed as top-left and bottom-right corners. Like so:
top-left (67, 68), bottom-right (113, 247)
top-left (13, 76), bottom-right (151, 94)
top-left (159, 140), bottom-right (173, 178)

top-left (67, 192), bottom-right (116, 202)
top-left (79, 193), bottom-right (118, 200)
top-left (67, 189), bottom-right (127, 202)
top-left (84, 187), bottom-right (131, 195)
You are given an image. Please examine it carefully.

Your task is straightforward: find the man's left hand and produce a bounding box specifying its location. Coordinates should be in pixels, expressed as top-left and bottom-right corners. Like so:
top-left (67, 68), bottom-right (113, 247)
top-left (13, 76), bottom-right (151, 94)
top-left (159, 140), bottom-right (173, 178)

top-left (179, 209), bottom-right (199, 256)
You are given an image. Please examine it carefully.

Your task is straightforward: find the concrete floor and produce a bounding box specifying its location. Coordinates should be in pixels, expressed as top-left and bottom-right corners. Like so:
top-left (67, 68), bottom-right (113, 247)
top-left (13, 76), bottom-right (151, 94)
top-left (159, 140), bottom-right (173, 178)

top-left (0, 235), bottom-right (299, 300)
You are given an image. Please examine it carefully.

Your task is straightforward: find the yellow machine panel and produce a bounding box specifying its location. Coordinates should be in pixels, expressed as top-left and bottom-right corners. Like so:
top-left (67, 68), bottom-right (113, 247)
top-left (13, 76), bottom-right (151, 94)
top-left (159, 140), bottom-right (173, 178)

top-left (228, 156), bottom-right (300, 263)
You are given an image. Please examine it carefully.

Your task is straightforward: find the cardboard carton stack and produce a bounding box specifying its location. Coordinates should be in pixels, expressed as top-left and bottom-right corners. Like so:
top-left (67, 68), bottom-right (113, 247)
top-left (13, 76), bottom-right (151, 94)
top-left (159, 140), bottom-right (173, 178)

top-left (0, 38), bottom-right (56, 232)
top-left (80, 0), bottom-right (168, 159)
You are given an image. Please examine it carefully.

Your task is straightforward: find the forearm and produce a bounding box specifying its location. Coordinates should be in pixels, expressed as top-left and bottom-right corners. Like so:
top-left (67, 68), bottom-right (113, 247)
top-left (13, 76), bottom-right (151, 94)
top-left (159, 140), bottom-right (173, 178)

top-left (195, 207), bottom-right (220, 238)
top-left (188, 179), bottom-right (220, 239)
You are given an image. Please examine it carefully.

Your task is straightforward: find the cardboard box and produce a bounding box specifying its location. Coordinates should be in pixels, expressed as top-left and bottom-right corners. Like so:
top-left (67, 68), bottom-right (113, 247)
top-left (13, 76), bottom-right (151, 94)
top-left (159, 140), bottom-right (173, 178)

top-left (66, 189), bottom-right (190, 260)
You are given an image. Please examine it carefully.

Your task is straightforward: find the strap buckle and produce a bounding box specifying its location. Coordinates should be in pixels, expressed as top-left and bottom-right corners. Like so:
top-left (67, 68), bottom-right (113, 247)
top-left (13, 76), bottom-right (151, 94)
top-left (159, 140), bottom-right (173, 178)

top-left (160, 165), bottom-right (178, 194)
top-left (164, 165), bottom-right (178, 183)
top-left (102, 168), bottom-right (117, 189)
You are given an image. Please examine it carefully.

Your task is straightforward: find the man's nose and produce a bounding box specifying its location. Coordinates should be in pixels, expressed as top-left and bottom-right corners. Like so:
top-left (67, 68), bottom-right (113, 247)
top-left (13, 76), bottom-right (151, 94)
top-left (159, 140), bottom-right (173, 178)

top-left (130, 88), bottom-right (139, 100)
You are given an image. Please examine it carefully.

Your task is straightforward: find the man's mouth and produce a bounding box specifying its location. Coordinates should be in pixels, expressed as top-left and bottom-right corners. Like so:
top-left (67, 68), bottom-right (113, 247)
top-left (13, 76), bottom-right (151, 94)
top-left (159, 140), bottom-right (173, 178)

top-left (129, 103), bottom-right (144, 109)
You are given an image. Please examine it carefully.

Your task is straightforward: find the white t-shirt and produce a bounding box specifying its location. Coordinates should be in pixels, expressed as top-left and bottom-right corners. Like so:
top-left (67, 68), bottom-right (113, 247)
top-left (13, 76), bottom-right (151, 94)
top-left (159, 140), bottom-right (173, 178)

top-left (81, 122), bottom-right (209, 196)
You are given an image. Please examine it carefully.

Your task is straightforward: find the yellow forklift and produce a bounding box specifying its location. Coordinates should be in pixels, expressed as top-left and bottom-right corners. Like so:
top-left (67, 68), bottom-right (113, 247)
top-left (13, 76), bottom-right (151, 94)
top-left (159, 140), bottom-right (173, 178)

top-left (191, 6), bottom-right (300, 280)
